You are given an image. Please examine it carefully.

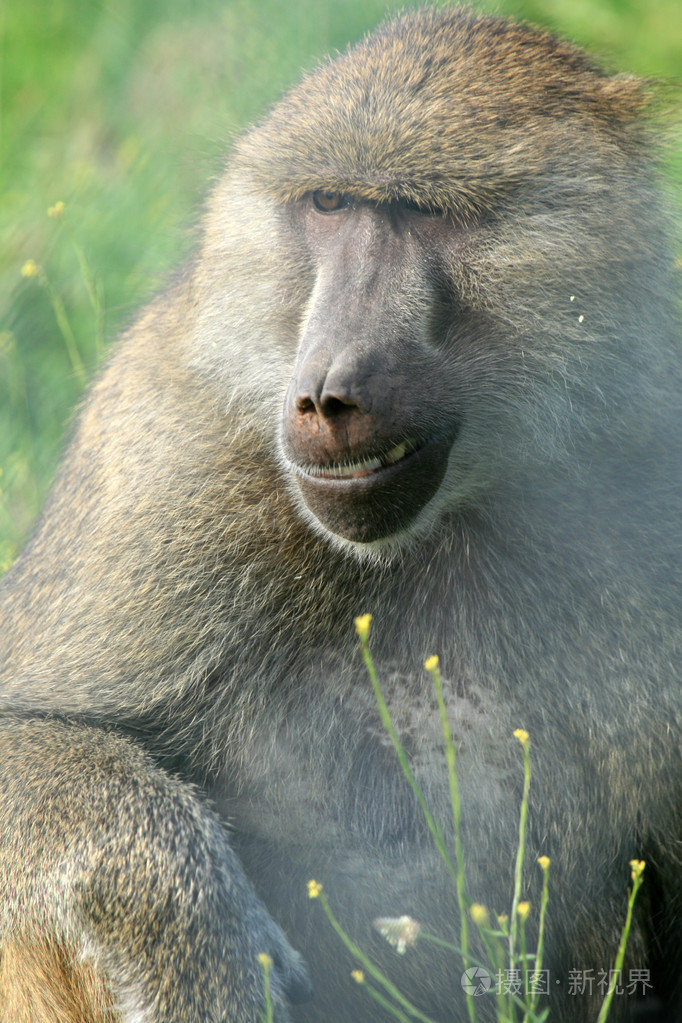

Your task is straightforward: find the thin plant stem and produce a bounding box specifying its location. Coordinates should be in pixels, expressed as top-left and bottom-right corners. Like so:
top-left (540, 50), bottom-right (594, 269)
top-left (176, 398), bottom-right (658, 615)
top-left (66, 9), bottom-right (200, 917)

top-left (426, 656), bottom-right (476, 1023)
top-left (509, 734), bottom-right (531, 968)
top-left (361, 982), bottom-right (413, 1023)
top-left (41, 273), bottom-right (87, 388)
top-left (595, 862), bottom-right (645, 1023)
top-left (527, 859), bottom-right (550, 1020)
top-left (518, 909), bottom-right (529, 1005)
top-left (258, 954), bottom-right (274, 1023)
top-left (358, 635), bottom-right (457, 879)
top-left (72, 238), bottom-right (105, 361)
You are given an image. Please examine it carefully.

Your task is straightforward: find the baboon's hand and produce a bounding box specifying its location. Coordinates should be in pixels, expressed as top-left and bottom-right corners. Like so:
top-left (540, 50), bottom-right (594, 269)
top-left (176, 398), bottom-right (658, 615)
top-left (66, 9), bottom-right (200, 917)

top-left (0, 717), bottom-right (311, 1021)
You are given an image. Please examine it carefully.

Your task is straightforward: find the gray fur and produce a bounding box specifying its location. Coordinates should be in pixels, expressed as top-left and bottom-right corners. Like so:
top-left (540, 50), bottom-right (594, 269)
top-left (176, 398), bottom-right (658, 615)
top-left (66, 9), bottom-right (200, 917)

top-left (0, 7), bottom-right (680, 1021)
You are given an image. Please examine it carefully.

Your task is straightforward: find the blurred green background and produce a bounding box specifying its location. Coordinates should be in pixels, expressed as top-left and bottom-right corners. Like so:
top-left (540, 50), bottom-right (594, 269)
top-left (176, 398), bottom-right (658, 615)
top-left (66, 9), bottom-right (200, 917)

top-left (1, 0), bottom-right (680, 571)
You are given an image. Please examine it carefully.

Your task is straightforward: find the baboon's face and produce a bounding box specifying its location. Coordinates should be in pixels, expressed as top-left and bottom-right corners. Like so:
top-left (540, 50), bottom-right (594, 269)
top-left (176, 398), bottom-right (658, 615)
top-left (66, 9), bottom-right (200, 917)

top-left (250, 7), bottom-right (644, 550)
top-left (279, 191), bottom-right (462, 545)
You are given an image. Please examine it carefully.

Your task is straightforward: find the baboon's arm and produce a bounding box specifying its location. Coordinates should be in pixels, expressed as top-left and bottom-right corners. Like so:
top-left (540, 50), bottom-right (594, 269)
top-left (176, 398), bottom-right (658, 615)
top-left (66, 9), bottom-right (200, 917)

top-left (0, 716), bottom-right (308, 1022)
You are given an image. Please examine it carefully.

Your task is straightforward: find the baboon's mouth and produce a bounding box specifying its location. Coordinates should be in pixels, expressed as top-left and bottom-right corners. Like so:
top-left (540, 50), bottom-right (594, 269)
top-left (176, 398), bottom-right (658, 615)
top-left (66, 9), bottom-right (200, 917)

top-left (287, 431), bottom-right (455, 543)
top-left (297, 438), bottom-right (422, 481)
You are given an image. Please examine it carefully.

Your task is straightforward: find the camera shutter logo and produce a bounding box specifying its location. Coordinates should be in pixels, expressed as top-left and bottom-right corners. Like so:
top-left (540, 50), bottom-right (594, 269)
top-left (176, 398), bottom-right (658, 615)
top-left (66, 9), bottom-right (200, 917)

top-left (461, 967), bottom-right (493, 996)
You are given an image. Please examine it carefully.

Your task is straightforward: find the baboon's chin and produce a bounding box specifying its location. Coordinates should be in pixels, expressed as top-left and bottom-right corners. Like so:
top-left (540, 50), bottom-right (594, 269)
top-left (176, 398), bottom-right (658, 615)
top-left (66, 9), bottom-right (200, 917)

top-left (291, 432), bottom-right (454, 544)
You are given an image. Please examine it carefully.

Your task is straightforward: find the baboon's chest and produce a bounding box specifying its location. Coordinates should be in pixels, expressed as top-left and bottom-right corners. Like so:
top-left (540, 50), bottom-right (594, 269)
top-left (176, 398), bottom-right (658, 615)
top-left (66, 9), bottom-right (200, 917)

top-left (214, 664), bottom-right (516, 872)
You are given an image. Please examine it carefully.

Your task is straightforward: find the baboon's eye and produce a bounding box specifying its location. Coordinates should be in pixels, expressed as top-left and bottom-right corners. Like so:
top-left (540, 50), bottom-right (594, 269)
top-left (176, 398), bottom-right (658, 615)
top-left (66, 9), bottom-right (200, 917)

top-left (312, 190), bottom-right (349, 213)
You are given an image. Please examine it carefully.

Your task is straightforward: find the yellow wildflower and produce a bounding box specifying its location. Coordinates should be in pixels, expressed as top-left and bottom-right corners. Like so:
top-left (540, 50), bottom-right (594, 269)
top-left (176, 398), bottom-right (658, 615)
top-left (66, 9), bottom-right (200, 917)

top-left (470, 903), bottom-right (490, 927)
top-left (21, 259), bottom-right (40, 278)
top-left (517, 901), bottom-right (531, 921)
top-left (354, 614), bottom-right (372, 640)
top-left (351, 970), bottom-right (365, 984)
top-left (629, 859), bottom-right (645, 882)
top-left (424, 655), bottom-right (439, 672)
top-left (48, 201), bottom-right (65, 219)
top-left (537, 855), bottom-right (550, 872)
top-left (307, 879), bottom-right (322, 899)
top-left (257, 952), bottom-right (273, 968)
top-left (513, 728), bottom-right (529, 747)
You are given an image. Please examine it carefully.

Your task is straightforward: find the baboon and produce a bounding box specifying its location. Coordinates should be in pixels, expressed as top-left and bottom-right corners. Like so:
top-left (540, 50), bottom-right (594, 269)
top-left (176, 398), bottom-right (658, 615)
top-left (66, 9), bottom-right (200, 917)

top-left (0, 6), bottom-right (680, 1022)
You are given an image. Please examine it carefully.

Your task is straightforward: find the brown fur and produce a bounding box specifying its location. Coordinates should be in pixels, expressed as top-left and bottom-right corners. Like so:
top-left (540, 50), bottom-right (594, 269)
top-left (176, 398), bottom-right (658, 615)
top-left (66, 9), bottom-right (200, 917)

top-left (0, 936), bottom-right (117, 1023)
top-left (0, 7), bottom-right (680, 1022)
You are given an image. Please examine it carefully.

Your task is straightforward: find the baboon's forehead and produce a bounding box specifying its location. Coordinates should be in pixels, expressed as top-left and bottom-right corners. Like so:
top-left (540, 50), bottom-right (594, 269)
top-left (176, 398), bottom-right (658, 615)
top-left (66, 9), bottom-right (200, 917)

top-left (234, 7), bottom-right (647, 217)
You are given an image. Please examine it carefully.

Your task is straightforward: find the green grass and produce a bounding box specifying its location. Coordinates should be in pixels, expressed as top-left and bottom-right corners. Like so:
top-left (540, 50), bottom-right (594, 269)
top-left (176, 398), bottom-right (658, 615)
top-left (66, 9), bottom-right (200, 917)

top-left (1, 0), bottom-right (680, 569)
